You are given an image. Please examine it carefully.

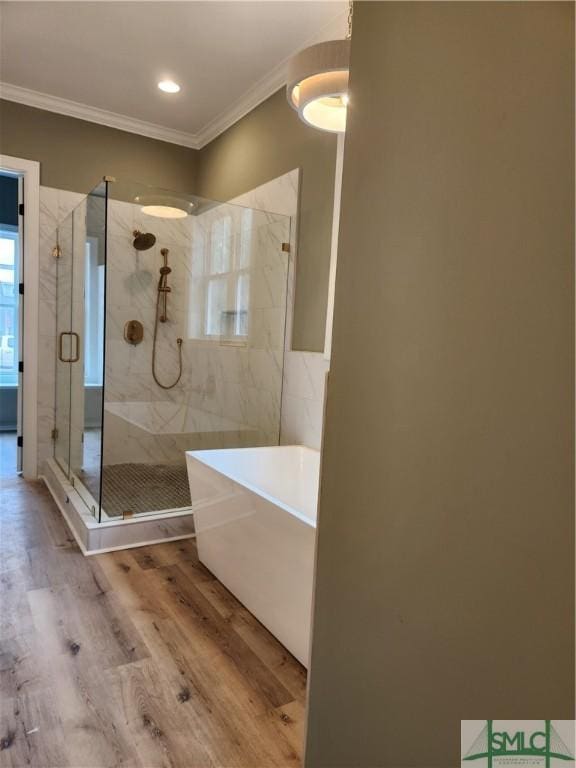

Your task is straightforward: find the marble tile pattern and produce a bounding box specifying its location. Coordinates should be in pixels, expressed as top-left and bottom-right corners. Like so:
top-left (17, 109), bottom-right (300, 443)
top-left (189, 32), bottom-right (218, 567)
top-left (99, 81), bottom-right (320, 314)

top-left (103, 402), bottom-right (260, 467)
top-left (103, 195), bottom-right (290, 466)
top-left (231, 170), bottom-right (330, 452)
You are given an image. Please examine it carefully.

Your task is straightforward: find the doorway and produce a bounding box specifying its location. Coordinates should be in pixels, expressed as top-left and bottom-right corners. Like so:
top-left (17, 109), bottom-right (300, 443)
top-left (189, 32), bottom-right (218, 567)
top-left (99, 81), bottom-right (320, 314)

top-left (0, 172), bottom-right (23, 476)
top-left (0, 155), bottom-right (40, 480)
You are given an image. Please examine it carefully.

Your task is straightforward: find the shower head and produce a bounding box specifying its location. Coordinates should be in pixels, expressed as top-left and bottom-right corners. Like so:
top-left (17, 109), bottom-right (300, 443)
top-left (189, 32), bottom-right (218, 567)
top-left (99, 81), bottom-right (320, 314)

top-left (132, 230), bottom-right (156, 251)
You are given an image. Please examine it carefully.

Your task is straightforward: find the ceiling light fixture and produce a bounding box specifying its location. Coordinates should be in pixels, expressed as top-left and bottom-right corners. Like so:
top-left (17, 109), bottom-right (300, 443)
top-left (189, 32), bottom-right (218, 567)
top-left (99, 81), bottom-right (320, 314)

top-left (136, 194), bottom-right (193, 219)
top-left (286, 2), bottom-right (352, 133)
top-left (158, 80), bottom-right (181, 94)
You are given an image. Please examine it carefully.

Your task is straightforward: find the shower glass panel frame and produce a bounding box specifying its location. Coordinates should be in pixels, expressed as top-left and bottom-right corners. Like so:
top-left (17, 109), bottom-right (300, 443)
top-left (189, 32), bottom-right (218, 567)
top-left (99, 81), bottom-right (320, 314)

top-left (54, 177), bottom-right (291, 524)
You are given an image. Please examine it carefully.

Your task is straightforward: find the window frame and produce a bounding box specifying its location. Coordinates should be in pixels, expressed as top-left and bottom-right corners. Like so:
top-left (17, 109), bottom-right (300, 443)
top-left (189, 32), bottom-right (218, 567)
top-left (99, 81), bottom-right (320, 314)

top-left (192, 211), bottom-right (252, 345)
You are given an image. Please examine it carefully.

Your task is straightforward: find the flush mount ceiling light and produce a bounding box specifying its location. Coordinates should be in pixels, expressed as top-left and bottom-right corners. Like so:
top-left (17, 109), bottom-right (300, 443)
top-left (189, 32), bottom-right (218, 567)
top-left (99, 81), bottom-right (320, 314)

top-left (135, 194), bottom-right (194, 219)
top-left (158, 80), bottom-right (181, 94)
top-left (287, 40), bottom-right (350, 133)
top-left (286, 2), bottom-right (352, 133)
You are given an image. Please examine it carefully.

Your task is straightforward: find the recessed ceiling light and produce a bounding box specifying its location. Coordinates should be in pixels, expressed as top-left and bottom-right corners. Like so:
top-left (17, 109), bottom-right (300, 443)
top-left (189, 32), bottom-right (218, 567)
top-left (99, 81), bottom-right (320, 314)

top-left (158, 80), bottom-right (180, 94)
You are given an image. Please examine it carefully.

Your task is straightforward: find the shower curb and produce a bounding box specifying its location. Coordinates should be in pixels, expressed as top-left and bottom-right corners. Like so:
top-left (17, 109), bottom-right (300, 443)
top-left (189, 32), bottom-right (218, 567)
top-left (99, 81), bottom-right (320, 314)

top-left (43, 458), bottom-right (196, 555)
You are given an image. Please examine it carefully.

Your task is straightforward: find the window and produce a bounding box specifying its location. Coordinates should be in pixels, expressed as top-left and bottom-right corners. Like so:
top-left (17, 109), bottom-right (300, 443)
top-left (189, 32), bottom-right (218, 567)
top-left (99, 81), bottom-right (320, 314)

top-left (0, 228), bottom-right (19, 387)
top-left (189, 210), bottom-right (252, 342)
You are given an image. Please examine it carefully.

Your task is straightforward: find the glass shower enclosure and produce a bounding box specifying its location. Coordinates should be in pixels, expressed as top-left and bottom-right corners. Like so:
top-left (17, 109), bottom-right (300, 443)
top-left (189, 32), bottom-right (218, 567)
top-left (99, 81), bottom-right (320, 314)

top-left (53, 178), bottom-right (291, 524)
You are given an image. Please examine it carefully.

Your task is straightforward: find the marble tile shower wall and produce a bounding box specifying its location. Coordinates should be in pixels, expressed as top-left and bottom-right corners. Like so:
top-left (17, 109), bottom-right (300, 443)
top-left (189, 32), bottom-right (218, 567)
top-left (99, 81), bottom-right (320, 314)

top-left (189, 204), bottom-right (289, 443)
top-left (104, 198), bottom-right (289, 460)
top-left (231, 170), bottom-right (329, 451)
top-left (105, 200), bottom-right (192, 406)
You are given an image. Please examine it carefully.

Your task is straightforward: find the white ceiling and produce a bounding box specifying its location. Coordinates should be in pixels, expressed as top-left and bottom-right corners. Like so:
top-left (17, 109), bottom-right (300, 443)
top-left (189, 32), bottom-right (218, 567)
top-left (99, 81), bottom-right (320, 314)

top-left (0, 1), bottom-right (347, 148)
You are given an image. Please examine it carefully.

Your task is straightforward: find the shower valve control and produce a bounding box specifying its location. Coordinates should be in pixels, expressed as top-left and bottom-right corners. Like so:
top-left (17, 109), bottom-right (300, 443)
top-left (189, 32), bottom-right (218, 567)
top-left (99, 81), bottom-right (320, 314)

top-left (124, 320), bottom-right (144, 345)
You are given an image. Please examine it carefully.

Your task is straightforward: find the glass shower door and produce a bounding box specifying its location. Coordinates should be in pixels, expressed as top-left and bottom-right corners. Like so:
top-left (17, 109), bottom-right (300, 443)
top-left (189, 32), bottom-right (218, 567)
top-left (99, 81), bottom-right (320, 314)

top-left (53, 182), bottom-right (107, 520)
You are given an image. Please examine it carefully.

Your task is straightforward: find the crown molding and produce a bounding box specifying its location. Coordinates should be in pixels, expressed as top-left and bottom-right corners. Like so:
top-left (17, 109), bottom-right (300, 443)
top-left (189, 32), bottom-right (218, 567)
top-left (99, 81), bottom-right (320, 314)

top-left (195, 9), bottom-right (348, 147)
top-left (195, 60), bottom-right (288, 148)
top-left (0, 9), bottom-right (348, 151)
top-left (0, 82), bottom-right (201, 149)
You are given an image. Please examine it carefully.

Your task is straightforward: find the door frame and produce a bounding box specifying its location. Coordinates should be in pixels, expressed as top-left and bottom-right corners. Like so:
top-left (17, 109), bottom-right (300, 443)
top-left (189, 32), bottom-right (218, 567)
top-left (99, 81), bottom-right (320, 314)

top-left (0, 154), bottom-right (40, 479)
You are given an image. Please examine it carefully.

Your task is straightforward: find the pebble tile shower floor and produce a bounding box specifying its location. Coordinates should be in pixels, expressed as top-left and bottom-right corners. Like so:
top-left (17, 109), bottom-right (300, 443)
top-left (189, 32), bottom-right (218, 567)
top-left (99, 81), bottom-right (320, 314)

top-left (80, 463), bottom-right (192, 517)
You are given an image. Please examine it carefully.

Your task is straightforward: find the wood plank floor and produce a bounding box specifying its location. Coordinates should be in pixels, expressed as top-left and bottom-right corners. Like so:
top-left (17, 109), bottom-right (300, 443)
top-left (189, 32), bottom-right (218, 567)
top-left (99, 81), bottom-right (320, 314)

top-left (0, 472), bottom-right (307, 767)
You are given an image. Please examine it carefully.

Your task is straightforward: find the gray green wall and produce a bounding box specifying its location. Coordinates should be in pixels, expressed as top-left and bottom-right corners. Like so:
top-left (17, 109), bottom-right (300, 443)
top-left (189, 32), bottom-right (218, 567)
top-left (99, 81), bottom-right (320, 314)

top-left (196, 89), bottom-right (337, 351)
top-left (306, 3), bottom-right (574, 766)
top-left (0, 100), bottom-right (197, 194)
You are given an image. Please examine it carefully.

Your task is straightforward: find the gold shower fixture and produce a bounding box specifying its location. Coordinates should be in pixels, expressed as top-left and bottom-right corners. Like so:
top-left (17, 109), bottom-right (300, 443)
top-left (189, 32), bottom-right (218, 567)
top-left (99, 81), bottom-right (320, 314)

top-left (132, 230), bottom-right (156, 250)
top-left (158, 248), bottom-right (171, 323)
top-left (152, 246), bottom-right (183, 389)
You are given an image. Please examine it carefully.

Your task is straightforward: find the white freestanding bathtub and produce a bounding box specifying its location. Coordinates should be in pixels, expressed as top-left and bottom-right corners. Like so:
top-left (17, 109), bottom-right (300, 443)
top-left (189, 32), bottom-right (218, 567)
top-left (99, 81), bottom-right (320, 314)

top-left (186, 445), bottom-right (319, 667)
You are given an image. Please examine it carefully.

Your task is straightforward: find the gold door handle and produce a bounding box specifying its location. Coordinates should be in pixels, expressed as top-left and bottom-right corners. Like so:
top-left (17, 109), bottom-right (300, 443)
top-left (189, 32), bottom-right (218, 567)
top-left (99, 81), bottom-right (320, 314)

top-left (59, 331), bottom-right (80, 363)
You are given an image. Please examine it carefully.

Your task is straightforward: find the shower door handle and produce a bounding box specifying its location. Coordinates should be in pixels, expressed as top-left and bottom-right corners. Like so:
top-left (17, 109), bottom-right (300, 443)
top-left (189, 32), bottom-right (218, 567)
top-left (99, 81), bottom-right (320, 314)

top-left (59, 331), bottom-right (80, 363)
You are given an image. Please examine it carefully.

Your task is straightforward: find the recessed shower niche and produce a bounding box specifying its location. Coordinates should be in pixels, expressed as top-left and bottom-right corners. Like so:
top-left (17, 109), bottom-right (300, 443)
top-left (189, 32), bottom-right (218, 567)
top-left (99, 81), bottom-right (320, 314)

top-left (45, 177), bottom-right (291, 550)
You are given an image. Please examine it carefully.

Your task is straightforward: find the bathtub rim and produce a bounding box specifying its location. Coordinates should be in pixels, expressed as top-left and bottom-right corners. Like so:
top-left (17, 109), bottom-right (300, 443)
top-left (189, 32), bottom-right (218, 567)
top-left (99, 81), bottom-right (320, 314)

top-left (187, 445), bottom-right (319, 529)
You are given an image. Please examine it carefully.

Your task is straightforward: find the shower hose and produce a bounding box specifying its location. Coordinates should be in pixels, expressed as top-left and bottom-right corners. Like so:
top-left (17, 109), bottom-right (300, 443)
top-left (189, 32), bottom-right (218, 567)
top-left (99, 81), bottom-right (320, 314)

top-left (152, 285), bottom-right (183, 390)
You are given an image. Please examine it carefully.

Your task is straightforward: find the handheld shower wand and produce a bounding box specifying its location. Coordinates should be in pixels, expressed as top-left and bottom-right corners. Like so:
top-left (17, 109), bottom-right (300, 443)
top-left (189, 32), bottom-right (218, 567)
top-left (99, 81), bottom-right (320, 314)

top-left (158, 248), bottom-right (171, 323)
top-left (152, 247), bottom-right (183, 389)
